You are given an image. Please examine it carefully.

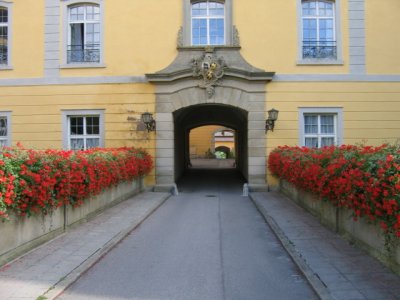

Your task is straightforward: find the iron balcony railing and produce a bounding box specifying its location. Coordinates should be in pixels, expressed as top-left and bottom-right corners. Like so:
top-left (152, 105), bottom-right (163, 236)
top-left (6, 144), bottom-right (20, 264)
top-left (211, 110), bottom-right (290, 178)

top-left (0, 45), bottom-right (7, 64)
top-left (67, 44), bottom-right (100, 63)
top-left (302, 40), bottom-right (337, 59)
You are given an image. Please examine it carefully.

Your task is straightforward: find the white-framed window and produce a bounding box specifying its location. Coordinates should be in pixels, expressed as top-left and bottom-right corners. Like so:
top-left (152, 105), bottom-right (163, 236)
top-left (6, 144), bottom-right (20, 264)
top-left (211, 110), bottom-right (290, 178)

top-left (299, 108), bottom-right (343, 148)
top-left (191, 0), bottom-right (225, 45)
top-left (183, 0), bottom-right (232, 46)
top-left (62, 110), bottom-right (104, 150)
top-left (297, 0), bottom-right (342, 64)
top-left (62, 0), bottom-right (104, 66)
top-left (0, 112), bottom-right (11, 147)
top-left (0, 1), bottom-right (12, 68)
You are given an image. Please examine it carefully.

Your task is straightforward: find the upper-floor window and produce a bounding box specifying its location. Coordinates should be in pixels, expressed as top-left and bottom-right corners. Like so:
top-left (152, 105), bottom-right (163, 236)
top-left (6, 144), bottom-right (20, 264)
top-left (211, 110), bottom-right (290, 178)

top-left (301, 0), bottom-right (337, 60)
top-left (67, 4), bottom-right (100, 64)
top-left (0, 6), bottom-right (8, 65)
top-left (191, 1), bottom-right (225, 45)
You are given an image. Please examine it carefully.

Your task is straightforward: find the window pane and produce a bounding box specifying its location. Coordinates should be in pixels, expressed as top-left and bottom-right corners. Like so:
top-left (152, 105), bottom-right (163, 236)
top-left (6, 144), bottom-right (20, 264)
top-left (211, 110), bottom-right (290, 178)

top-left (303, 19), bottom-right (317, 41)
top-left (321, 115), bottom-right (335, 134)
top-left (319, 1), bottom-right (333, 16)
top-left (304, 115), bottom-right (318, 134)
top-left (321, 137), bottom-right (335, 147)
top-left (319, 19), bottom-right (334, 41)
top-left (70, 117), bottom-right (84, 135)
top-left (305, 137), bottom-right (318, 148)
top-left (0, 139), bottom-right (7, 147)
top-left (0, 117), bottom-right (7, 136)
top-left (302, 1), bottom-right (317, 16)
top-left (209, 18), bottom-right (224, 45)
top-left (86, 116), bottom-right (99, 135)
top-left (209, 2), bottom-right (224, 16)
top-left (0, 8), bottom-right (7, 23)
top-left (86, 138), bottom-right (99, 149)
top-left (70, 6), bottom-right (84, 21)
top-left (192, 3), bottom-right (207, 16)
top-left (86, 5), bottom-right (100, 21)
top-left (192, 18), bottom-right (207, 45)
top-left (70, 23), bottom-right (84, 47)
top-left (0, 25), bottom-right (7, 64)
top-left (70, 138), bottom-right (84, 150)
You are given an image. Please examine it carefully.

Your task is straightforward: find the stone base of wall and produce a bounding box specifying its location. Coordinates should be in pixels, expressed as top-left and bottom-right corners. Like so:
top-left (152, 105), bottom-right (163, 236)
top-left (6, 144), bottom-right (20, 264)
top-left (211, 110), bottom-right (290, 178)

top-left (0, 178), bottom-right (143, 266)
top-left (280, 180), bottom-right (400, 275)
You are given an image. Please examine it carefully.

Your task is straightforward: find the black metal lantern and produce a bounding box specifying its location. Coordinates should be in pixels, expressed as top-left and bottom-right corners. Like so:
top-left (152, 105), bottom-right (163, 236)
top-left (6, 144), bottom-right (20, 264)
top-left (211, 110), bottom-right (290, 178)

top-left (141, 112), bottom-right (156, 132)
top-left (265, 108), bottom-right (279, 132)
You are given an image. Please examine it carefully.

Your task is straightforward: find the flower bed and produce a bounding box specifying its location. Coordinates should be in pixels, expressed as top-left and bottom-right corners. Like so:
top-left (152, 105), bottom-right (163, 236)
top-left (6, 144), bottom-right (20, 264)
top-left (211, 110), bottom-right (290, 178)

top-left (268, 145), bottom-right (400, 239)
top-left (0, 146), bottom-right (153, 220)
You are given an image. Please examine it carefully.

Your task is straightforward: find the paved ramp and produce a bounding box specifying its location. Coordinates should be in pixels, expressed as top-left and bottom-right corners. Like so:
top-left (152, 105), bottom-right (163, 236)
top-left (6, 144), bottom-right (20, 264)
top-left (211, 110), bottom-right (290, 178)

top-left (59, 169), bottom-right (318, 300)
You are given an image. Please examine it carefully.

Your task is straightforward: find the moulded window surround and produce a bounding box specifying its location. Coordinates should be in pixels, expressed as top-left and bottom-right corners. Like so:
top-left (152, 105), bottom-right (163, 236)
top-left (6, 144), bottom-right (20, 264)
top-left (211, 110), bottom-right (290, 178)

top-left (62, 109), bottom-right (105, 150)
top-left (0, 111), bottom-right (11, 146)
top-left (61, 0), bottom-right (104, 68)
top-left (183, 0), bottom-right (232, 47)
top-left (0, 1), bottom-right (12, 70)
top-left (298, 107), bottom-right (343, 147)
top-left (297, 0), bottom-right (343, 65)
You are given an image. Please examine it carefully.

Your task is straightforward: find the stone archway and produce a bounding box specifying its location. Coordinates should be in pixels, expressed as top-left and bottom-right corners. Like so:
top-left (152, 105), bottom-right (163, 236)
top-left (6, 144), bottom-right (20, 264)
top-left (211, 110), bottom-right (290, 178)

top-left (174, 103), bottom-right (247, 181)
top-left (146, 47), bottom-right (274, 192)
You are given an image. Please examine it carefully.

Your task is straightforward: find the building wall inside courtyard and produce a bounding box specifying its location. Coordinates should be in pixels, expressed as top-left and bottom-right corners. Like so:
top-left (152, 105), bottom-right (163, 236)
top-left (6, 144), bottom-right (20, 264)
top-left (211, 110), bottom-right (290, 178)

top-left (0, 0), bottom-right (399, 186)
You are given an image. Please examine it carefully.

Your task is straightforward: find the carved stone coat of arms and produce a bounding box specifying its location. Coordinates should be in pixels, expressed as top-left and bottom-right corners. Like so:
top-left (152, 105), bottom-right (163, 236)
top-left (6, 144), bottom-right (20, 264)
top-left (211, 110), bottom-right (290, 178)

top-left (192, 50), bottom-right (226, 98)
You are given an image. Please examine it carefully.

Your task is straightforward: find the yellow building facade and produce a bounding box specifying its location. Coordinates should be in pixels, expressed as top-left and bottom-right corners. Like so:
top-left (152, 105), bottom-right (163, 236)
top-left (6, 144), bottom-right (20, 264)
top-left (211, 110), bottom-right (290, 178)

top-left (0, 0), bottom-right (399, 189)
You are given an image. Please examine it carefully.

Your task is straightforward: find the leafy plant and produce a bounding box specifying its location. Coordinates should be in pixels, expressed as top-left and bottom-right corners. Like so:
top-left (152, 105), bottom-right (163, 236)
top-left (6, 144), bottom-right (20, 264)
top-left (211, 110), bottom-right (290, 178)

top-left (268, 144), bottom-right (400, 240)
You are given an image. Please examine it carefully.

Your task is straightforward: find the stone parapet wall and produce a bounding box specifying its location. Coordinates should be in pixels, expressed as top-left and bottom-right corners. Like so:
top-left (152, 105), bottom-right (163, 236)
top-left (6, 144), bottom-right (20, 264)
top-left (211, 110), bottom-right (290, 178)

top-left (0, 178), bottom-right (143, 266)
top-left (280, 180), bottom-right (400, 275)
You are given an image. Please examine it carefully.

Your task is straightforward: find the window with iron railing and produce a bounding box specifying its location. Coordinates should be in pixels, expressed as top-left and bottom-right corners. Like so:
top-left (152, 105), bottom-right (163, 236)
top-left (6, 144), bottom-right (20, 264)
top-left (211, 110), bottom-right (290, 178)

top-left (68, 4), bottom-right (100, 64)
top-left (302, 0), bottom-right (336, 60)
top-left (67, 43), bottom-right (100, 63)
top-left (302, 40), bottom-right (337, 59)
top-left (0, 7), bottom-right (8, 65)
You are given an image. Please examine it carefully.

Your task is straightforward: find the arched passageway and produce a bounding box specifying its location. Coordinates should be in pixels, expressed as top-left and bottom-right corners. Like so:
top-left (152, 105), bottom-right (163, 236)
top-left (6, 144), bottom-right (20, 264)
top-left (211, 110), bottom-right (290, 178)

top-left (146, 47), bottom-right (274, 192)
top-left (173, 104), bottom-right (248, 182)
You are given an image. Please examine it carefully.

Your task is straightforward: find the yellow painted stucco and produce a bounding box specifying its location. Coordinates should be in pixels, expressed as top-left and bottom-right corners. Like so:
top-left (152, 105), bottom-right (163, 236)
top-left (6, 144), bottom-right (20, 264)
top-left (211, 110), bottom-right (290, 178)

top-left (190, 125), bottom-right (220, 158)
top-left (60, 0), bottom-right (181, 77)
top-left (0, 0), bottom-right (44, 79)
top-left (190, 126), bottom-right (236, 158)
top-left (366, 0), bottom-right (400, 74)
top-left (236, 0), bottom-right (349, 74)
top-left (0, 83), bottom-right (156, 153)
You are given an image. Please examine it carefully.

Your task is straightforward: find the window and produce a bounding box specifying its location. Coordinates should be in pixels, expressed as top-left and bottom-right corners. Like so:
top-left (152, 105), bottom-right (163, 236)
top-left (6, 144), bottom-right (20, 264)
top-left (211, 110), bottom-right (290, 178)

top-left (62, 110), bottom-right (104, 150)
top-left (303, 114), bottom-right (336, 147)
top-left (0, 7), bottom-right (7, 65)
top-left (0, 1), bottom-right (11, 68)
top-left (299, 108), bottom-right (343, 148)
top-left (183, 0), bottom-right (232, 46)
top-left (191, 1), bottom-right (225, 45)
top-left (67, 3), bottom-right (101, 64)
top-left (298, 0), bottom-right (342, 63)
top-left (0, 112), bottom-right (11, 146)
top-left (302, 0), bottom-right (335, 59)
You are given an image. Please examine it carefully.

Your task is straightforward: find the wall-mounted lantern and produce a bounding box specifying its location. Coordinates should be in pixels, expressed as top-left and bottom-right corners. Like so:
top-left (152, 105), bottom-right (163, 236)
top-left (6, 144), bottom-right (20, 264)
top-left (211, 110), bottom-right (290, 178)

top-left (141, 112), bottom-right (156, 132)
top-left (265, 108), bottom-right (279, 132)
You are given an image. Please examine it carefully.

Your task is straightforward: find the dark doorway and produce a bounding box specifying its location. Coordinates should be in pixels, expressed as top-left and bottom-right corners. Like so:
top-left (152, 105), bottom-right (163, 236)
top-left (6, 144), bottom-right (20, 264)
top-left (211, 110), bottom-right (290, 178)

top-left (173, 104), bottom-right (248, 184)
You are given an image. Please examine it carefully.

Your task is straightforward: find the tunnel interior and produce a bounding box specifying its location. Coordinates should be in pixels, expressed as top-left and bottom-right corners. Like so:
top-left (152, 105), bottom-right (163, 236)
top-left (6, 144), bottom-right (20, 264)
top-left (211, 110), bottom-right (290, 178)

top-left (173, 104), bottom-right (248, 183)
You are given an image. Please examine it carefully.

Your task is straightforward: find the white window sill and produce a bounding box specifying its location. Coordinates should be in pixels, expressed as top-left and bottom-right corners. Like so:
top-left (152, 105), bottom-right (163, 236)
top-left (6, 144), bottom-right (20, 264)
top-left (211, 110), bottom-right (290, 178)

top-left (297, 59), bottom-right (344, 66)
top-left (0, 65), bottom-right (13, 70)
top-left (60, 63), bottom-right (106, 69)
